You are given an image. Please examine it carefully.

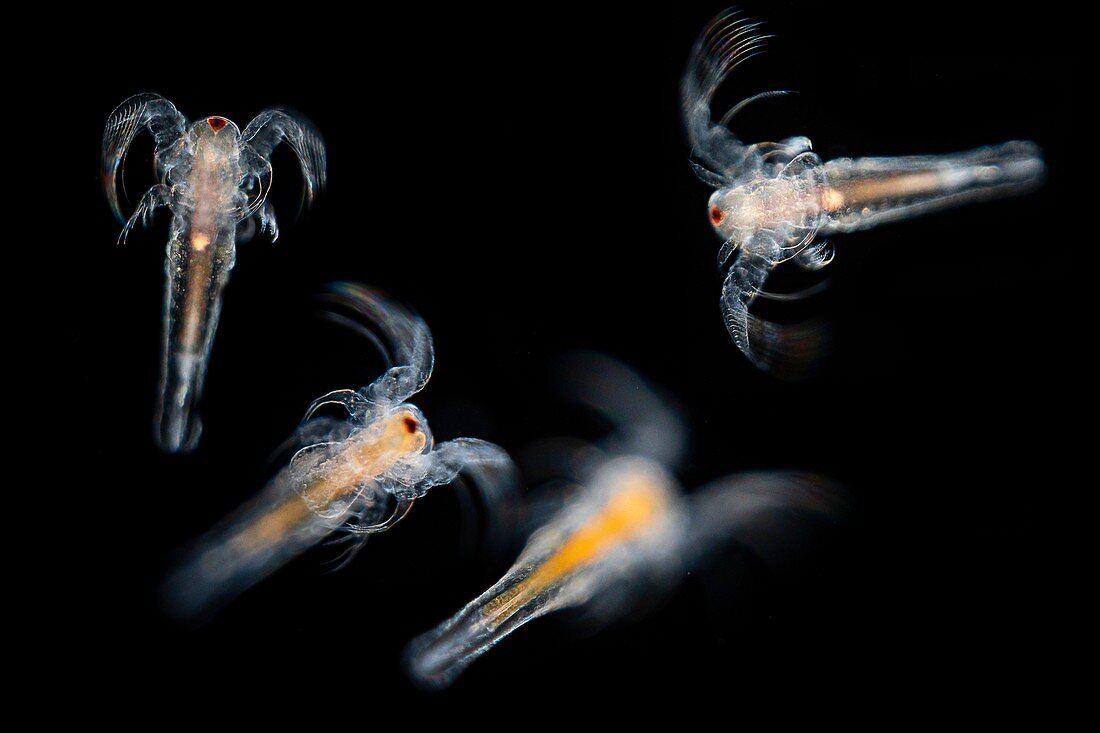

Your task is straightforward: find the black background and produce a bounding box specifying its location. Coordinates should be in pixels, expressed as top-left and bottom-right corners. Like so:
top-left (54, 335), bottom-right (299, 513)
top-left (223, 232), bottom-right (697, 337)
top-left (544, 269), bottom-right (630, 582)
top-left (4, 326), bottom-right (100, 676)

top-left (34, 1), bottom-right (1080, 717)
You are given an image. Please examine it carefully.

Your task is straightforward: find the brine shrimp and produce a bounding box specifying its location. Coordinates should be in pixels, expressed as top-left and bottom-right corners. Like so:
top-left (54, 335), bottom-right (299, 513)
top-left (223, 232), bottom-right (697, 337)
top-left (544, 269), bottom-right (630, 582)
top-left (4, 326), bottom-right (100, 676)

top-left (103, 94), bottom-right (326, 451)
top-left (163, 284), bottom-right (515, 619)
top-left (682, 9), bottom-right (1045, 374)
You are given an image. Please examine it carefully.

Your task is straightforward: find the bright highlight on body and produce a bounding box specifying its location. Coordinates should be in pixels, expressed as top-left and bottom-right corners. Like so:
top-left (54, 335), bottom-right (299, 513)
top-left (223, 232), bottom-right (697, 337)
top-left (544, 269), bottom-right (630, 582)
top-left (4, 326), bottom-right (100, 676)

top-left (102, 94), bottom-right (326, 451)
top-left (682, 9), bottom-right (1045, 374)
top-left (163, 284), bottom-right (514, 619)
top-left (405, 356), bottom-right (844, 689)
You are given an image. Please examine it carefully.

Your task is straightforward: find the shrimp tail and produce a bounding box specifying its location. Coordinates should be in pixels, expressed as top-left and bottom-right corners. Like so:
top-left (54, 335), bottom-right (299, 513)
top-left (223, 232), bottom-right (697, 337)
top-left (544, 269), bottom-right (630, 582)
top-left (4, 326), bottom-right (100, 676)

top-left (154, 219), bottom-right (237, 452)
top-left (161, 473), bottom-right (331, 621)
top-left (820, 140), bottom-right (1046, 234)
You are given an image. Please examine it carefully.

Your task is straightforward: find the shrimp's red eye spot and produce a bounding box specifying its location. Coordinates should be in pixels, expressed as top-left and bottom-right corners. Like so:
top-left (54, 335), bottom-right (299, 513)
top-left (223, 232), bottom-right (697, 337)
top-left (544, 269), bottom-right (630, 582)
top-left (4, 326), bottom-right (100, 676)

top-left (403, 416), bottom-right (418, 434)
top-left (207, 117), bottom-right (228, 133)
top-left (710, 206), bottom-right (725, 226)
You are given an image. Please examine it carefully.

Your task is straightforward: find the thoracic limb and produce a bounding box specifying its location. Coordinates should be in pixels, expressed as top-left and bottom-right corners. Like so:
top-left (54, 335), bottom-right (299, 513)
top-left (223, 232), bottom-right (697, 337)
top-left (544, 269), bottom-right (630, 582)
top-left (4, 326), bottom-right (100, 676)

top-left (257, 200), bottom-right (280, 241)
top-left (343, 481), bottom-right (417, 535)
top-left (681, 8), bottom-right (770, 178)
top-left (558, 352), bottom-right (687, 469)
top-left (391, 438), bottom-right (515, 500)
top-left (118, 184), bottom-right (171, 244)
top-left (301, 389), bottom-right (370, 423)
top-left (287, 411), bottom-right (354, 454)
top-left (340, 440), bottom-right (515, 536)
top-left (721, 242), bottom-right (830, 378)
top-left (323, 283), bottom-right (435, 405)
top-left (795, 239), bottom-right (834, 271)
top-left (241, 108), bottom-right (327, 202)
top-left (102, 93), bottom-right (187, 221)
top-left (685, 471), bottom-right (848, 568)
top-left (720, 241), bottom-right (776, 368)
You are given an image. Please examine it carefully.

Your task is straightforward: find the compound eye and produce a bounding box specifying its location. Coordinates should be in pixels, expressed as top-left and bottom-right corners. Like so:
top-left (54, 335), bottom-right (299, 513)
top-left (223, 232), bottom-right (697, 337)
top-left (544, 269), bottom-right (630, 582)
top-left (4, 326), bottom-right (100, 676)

top-left (710, 206), bottom-right (725, 226)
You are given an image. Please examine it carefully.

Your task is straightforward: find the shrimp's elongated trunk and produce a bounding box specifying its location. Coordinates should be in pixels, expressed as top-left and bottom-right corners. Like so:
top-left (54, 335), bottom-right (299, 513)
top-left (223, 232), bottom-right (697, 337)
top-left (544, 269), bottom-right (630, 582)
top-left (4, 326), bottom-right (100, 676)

top-left (164, 410), bottom-right (430, 617)
top-left (819, 141), bottom-right (1045, 234)
top-left (156, 215), bottom-right (237, 452)
top-left (105, 96), bottom-right (327, 452)
top-left (163, 470), bottom-right (332, 619)
top-left (406, 460), bottom-right (676, 689)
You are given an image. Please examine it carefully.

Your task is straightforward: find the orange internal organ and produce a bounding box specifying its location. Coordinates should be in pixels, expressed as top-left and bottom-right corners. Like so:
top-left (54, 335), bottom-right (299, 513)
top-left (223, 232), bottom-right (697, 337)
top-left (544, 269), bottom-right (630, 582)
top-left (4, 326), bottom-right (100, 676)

top-left (482, 475), bottom-right (668, 626)
top-left (232, 494), bottom-right (314, 555)
top-left (821, 171), bottom-right (949, 213)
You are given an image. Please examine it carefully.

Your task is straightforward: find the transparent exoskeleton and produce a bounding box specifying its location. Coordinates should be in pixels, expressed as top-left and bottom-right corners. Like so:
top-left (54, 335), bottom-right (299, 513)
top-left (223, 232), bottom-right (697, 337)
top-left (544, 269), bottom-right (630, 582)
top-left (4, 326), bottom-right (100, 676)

top-left (162, 284), bottom-right (516, 620)
top-left (103, 94), bottom-right (327, 451)
top-left (682, 9), bottom-right (1045, 375)
top-left (405, 355), bottom-right (846, 689)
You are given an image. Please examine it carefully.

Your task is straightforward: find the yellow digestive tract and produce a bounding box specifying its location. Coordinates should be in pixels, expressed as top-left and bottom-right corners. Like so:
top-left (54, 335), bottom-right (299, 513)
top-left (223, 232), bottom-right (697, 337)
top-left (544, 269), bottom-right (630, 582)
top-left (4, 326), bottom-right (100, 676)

top-left (483, 476), bottom-right (667, 626)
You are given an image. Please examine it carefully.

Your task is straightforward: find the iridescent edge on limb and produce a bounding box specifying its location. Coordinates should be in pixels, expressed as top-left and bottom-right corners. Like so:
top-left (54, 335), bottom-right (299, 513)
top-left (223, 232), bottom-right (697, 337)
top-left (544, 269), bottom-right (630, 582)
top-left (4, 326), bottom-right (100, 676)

top-left (102, 93), bottom-right (327, 451)
top-left (682, 9), bottom-right (1045, 375)
top-left (162, 284), bottom-right (515, 620)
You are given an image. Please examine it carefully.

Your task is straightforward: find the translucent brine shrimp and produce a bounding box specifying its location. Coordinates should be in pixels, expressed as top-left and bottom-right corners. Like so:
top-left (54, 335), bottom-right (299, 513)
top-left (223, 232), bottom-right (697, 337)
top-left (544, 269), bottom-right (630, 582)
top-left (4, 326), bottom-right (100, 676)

top-left (103, 93), bottom-right (327, 451)
top-left (406, 468), bottom-right (845, 690)
top-left (405, 356), bottom-right (845, 689)
top-left (163, 284), bottom-right (514, 619)
top-left (407, 457), bottom-right (684, 689)
top-left (682, 10), bottom-right (1045, 373)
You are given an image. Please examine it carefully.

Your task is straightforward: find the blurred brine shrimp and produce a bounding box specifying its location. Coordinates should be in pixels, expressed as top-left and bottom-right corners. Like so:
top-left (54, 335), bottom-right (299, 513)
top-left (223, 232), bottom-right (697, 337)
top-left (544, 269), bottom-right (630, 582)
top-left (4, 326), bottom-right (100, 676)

top-left (405, 355), bottom-right (845, 690)
top-left (102, 94), bottom-right (327, 451)
top-left (163, 284), bottom-right (516, 620)
top-left (682, 9), bottom-right (1045, 375)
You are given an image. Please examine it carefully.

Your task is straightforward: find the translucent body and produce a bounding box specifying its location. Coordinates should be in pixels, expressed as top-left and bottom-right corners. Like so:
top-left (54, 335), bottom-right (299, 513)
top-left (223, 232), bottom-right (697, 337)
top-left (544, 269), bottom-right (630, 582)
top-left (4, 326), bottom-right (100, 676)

top-left (164, 284), bottom-right (513, 619)
top-left (405, 357), bottom-right (844, 689)
top-left (102, 94), bottom-right (326, 451)
top-left (407, 457), bottom-right (684, 689)
top-left (682, 10), bottom-right (1046, 373)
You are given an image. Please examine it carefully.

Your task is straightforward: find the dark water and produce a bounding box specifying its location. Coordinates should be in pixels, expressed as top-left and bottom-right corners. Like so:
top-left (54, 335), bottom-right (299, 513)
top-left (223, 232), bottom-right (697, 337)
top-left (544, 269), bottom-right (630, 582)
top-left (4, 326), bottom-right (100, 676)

top-left (28, 2), bottom-right (1079, 719)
